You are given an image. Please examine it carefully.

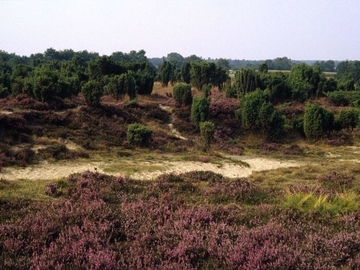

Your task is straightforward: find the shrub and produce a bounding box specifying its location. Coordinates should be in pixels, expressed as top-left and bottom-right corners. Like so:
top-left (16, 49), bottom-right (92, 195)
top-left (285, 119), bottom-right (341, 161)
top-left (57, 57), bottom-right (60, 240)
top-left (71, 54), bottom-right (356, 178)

top-left (179, 171), bottom-right (225, 182)
top-left (318, 171), bottom-right (354, 191)
top-left (338, 109), bottom-right (359, 131)
top-left (81, 80), bottom-right (102, 107)
top-left (14, 147), bottom-right (35, 167)
top-left (199, 121), bottom-right (215, 149)
top-left (173, 83), bottom-right (192, 106)
top-left (202, 83), bottom-right (212, 98)
top-left (326, 90), bottom-right (360, 106)
top-left (126, 123), bottom-right (152, 147)
top-left (303, 103), bottom-right (334, 139)
top-left (191, 96), bottom-right (210, 127)
top-left (204, 177), bottom-right (267, 204)
top-left (241, 89), bottom-right (285, 140)
top-left (45, 183), bottom-right (59, 197)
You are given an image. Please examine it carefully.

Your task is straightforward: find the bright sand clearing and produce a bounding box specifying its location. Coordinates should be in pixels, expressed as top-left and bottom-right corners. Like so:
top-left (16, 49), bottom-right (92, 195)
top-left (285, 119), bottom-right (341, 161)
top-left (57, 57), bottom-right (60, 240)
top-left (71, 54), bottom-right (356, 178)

top-left (0, 156), bottom-right (301, 181)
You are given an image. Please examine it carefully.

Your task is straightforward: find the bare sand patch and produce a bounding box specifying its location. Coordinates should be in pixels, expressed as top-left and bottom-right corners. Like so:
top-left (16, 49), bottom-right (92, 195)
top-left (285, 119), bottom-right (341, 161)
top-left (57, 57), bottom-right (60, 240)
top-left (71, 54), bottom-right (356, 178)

top-left (0, 156), bottom-right (302, 181)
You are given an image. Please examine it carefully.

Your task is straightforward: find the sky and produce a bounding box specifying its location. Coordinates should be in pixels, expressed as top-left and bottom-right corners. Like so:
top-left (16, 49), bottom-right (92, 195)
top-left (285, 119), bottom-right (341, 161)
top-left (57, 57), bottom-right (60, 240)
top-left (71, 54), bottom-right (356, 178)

top-left (1, 0), bottom-right (360, 60)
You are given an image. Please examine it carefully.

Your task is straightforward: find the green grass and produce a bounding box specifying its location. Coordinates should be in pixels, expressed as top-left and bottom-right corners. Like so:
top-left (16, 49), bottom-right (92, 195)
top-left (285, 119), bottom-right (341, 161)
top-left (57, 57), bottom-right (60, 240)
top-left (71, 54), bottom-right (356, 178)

top-left (283, 192), bottom-right (359, 216)
top-left (0, 179), bottom-right (55, 201)
top-left (101, 161), bottom-right (165, 174)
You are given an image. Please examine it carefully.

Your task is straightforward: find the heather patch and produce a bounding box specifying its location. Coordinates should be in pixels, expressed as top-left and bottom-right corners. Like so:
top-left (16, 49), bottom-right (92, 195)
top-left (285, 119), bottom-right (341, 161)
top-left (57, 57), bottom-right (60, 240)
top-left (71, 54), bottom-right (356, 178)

top-left (1, 171), bottom-right (360, 269)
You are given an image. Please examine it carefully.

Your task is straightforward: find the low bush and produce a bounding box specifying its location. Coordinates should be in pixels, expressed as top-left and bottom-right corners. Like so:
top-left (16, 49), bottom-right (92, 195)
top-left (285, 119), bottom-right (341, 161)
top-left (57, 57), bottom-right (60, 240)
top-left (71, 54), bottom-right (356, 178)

top-left (180, 170), bottom-right (225, 182)
top-left (191, 96), bottom-right (210, 127)
top-left (126, 123), bottom-right (152, 147)
top-left (173, 83), bottom-right (192, 106)
top-left (318, 171), bottom-right (354, 191)
top-left (37, 144), bottom-right (89, 160)
top-left (338, 109), bottom-right (359, 131)
top-left (326, 90), bottom-right (360, 106)
top-left (283, 144), bottom-right (304, 155)
top-left (144, 104), bottom-right (170, 123)
top-left (199, 121), bottom-right (215, 149)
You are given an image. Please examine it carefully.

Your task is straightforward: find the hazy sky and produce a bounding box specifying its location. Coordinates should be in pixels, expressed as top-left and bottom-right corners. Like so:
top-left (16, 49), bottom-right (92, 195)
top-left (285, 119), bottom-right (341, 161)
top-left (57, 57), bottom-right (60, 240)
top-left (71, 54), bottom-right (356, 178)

top-left (1, 0), bottom-right (359, 60)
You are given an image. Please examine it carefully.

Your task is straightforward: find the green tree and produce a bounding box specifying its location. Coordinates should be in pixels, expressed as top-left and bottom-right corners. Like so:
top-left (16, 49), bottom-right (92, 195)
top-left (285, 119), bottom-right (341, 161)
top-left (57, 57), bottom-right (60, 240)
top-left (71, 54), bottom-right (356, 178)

top-left (199, 121), bottom-right (215, 149)
top-left (135, 71), bottom-right (154, 95)
top-left (181, 62), bottom-right (191, 84)
top-left (338, 109), bottom-right (359, 131)
top-left (191, 96), bottom-right (210, 127)
top-left (314, 60), bottom-right (335, 72)
top-left (272, 57), bottom-right (292, 70)
top-left (303, 103), bottom-right (334, 139)
top-left (216, 58), bottom-right (230, 70)
top-left (0, 62), bottom-right (13, 98)
top-left (211, 66), bottom-right (228, 90)
top-left (173, 83), bottom-right (192, 106)
top-left (127, 123), bottom-right (152, 147)
top-left (123, 71), bottom-right (137, 100)
top-left (190, 61), bottom-right (210, 90)
top-left (103, 75), bottom-right (125, 100)
top-left (240, 89), bottom-right (284, 139)
top-left (32, 64), bottom-right (60, 102)
top-left (321, 77), bottom-right (337, 92)
top-left (258, 63), bottom-right (268, 73)
top-left (158, 61), bottom-right (176, 87)
top-left (190, 62), bottom-right (228, 91)
top-left (81, 80), bottom-right (102, 107)
top-left (202, 83), bottom-right (212, 98)
top-left (234, 68), bottom-right (260, 97)
top-left (259, 72), bottom-right (291, 103)
top-left (288, 64), bottom-right (322, 102)
top-left (166, 52), bottom-right (184, 69)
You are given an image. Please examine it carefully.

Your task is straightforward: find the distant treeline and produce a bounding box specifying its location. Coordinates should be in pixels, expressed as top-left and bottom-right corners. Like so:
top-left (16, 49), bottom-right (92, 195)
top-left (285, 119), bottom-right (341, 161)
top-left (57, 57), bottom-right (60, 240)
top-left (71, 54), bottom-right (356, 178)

top-left (149, 53), bottom-right (341, 72)
top-left (0, 48), bottom-right (359, 108)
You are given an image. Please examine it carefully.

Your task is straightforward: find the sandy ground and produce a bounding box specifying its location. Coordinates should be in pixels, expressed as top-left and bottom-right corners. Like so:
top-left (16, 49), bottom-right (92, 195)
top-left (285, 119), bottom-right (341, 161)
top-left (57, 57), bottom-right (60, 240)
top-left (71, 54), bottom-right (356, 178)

top-left (0, 156), bottom-right (302, 181)
top-left (129, 157), bottom-right (301, 180)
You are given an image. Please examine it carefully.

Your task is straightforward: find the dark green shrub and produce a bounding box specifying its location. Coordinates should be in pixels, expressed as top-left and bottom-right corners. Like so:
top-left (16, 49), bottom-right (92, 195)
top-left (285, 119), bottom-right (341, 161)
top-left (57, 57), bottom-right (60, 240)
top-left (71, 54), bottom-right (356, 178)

top-left (240, 90), bottom-right (285, 139)
top-left (202, 84), bottom-right (211, 98)
top-left (338, 109), bottom-right (359, 131)
top-left (135, 71), bottom-right (154, 95)
top-left (173, 83), bottom-right (192, 106)
top-left (287, 64), bottom-right (322, 102)
top-left (81, 80), bottom-right (102, 107)
top-left (234, 68), bottom-right (260, 96)
top-left (199, 121), bottom-right (215, 149)
top-left (191, 96), bottom-right (210, 127)
top-left (127, 123), bottom-right (152, 147)
top-left (292, 118), bottom-right (306, 137)
top-left (326, 91), bottom-right (360, 106)
top-left (303, 103), bottom-right (334, 139)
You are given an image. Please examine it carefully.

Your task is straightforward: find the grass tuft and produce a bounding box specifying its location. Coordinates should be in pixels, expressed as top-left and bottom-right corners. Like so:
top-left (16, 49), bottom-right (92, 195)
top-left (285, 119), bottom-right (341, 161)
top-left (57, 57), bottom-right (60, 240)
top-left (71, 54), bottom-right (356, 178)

top-left (283, 192), bottom-right (359, 217)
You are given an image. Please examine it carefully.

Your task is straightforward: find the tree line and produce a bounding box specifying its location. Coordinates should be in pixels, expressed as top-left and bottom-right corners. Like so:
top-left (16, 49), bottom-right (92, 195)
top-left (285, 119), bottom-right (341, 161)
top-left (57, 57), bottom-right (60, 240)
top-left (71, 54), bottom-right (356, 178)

top-left (0, 49), bottom-right (155, 106)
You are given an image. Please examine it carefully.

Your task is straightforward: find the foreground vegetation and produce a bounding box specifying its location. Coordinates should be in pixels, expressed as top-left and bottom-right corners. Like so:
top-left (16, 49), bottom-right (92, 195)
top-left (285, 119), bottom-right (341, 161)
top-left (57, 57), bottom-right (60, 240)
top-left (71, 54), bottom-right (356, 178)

top-left (1, 167), bottom-right (360, 269)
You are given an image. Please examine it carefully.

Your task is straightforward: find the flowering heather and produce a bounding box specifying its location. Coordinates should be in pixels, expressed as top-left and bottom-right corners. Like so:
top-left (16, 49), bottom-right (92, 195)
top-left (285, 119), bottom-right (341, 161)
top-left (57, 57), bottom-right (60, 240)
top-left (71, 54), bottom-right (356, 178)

top-left (318, 171), bottom-right (354, 191)
top-left (1, 171), bottom-right (360, 269)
